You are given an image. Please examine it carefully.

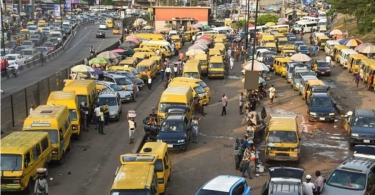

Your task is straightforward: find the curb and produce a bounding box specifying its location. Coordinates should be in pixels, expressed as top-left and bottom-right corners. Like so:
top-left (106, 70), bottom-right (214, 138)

top-left (131, 132), bottom-right (147, 154)
top-left (331, 96), bottom-right (345, 114)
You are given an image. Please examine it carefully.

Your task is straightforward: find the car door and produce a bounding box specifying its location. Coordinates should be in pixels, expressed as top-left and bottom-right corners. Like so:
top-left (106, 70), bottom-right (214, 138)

top-left (231, 182), bottom-right (246, 195)
top-left (184, 116), bottom-right (191, 140)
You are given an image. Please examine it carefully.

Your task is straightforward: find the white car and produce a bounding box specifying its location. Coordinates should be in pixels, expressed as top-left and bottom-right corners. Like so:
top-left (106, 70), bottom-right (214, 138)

top-left (99, 24), bottom-right (107, 30)
top-left (6, 54), bottom-right (26, 66)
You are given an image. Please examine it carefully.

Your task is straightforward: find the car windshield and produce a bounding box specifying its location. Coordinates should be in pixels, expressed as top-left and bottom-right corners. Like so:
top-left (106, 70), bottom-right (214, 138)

top-left (97, 97), bottom-right (118, 106)
top-left (196, 189), bottom-right (229, 195)
top-left (353, 117), bottom-right (375, 128)
top-left (194, 86), bottom-right (206, 94)
top-left (34, 130), bottom-right (58, 143)
top-left (28, 26), bottom-right (37, 30)
top-left (68, 109), bottom-right (78, 121)
top-left (161, 120), bottom-right (185, 132)
top-left (115, 78), bottom-right (132, 85)
top-left (199, 81), bottom-right (208, 88)
top-left (22, 50), bottom-right (33, 55)
top-left (50, 34), bottom-right (60, 38)
top-left (209, 63), bottom-right (223, 68)
top-left (110, 189), bottom-right (153, 195)
top-left (311, 97), bottom-right (332, 108)
top-left (159, 103), bottom-right (185, 113)
top-left (327, 170), bottom-right (366, 190)
top-left (317, 62), bottom-right (329, 67)
top-left (268, 131), bottom-right (297, 143)
top-left (137, 66), bottom-right (149, 72)
top-left (109, 84), bottom-right (123, 91)
top-left (300, 46), bottom-right (308, 50)
top-left (6, 56), bottom-right (16, 60)
top-left (1, 154), bottom-right (22, 171)
top-left (183, 72), bottom-right (199, 78)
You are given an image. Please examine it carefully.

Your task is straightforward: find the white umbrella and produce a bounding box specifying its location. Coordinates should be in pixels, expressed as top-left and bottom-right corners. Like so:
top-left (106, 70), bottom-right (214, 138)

top-left (290, 53), bottom-right (312, 62)
top-left (97, 51), bottom-right (120, 60)
top-left (71, 65), bottom-right (94, 72)
top-left (242, 60), bottom-right (269, 71)
top-left (330, 29), bottom-right (343, 35)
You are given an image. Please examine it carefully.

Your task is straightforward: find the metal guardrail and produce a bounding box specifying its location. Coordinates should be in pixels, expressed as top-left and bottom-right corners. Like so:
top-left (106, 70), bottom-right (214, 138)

top-left (1, 21), bottom-right (91, 81)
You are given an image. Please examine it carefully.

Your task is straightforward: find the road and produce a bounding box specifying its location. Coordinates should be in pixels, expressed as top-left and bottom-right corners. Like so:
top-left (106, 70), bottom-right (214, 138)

top-left (1, 24), bottom-right (121, 97)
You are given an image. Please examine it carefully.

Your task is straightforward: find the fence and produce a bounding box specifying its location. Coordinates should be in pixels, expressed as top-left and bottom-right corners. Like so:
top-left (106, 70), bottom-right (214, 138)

top-left (1, 39), bottom-right (121, 130)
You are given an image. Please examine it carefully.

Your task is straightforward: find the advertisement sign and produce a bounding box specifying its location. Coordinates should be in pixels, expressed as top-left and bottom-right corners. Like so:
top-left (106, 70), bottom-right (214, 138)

top-left (303, 0), bottom-right (314, 5)
top-left (72, 0), bottom-right (80, 3)
top-left (54, 4), bottom-right (61, 16)
top-left (66, 0), bottom-right (72, 11)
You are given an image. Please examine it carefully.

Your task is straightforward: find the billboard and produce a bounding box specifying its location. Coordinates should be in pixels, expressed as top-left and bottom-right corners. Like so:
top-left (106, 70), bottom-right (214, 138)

top-left (66, 0), bottom-right (72, 11)
top-left (303, 0), bottom-right (314, 5)
top-left (54, 4), bottom-right (61, 16)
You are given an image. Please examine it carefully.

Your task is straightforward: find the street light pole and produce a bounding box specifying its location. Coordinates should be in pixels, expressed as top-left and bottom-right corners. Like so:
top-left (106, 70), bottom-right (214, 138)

top-left (244, 0), bottom-right (250, 49)
top-left (251, 0), bottom-right (259, 71)
top-left (1, 6), bottom-right (6, 56)
top-left (60, 0), bottom-right (63, 28)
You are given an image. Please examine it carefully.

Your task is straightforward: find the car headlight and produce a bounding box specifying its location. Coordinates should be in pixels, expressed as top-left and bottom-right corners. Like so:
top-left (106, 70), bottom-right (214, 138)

top-left (294, 148), bottom-right (299, 152)
top-left (267, 143), bottom-right (275, 147)
top-left (329, 113), bottom-right (335, 116)
top-left (177, 139), bottom-right (185, 143)
top-left (110, 111), bottom-right (117, 115)
top-left (310, 112), bottom-right (317, 116)
top-left (267, 147), bottom-right (273, 151)
top-left (351, 133), bottom-right (359, 137)
top-left (296, 83), bottom-right (300, 87)
top-left (157, 139), bottom-right (163, 142)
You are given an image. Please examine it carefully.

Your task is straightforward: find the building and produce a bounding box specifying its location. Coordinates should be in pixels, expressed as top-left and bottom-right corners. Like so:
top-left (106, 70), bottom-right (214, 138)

top-left (153, 6), bottom-right (211, 32)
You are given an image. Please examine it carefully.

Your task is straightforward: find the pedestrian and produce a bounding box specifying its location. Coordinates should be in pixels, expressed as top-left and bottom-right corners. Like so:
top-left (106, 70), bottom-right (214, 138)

top-left (179, 51), bottom-right (184, 61)
top-left (192, 115), bottom-right (200, 143)
top-left (160, 64), bottom-right (165, 81)
top-left (269, 85), bottom-right (276, 104)
top-left (82, 103), bottom-right (90, 129)
top-left (239, 92), bottom-right (245, 115)
top-left (128, 117), bottom-right (136, 144)
top-left (314, 171), bottom-right (324, 195)
top-left (34, 168), bottom-right (49, 195)
top-left (165, 64), bottom-right (172, 79)
top-left (132, 82), bottom-right (137, 102)
top-left (97, 108), bottom-right (105, 135)
top-left (40, 52), bottom-right (44, 65)
top-left (219, 93), bottom-right (228, 116)
top-left (229, 56), bottom-right (234, 70)
top-left (80, 104), bottom-right (87, 132)
top-left (102, 103), bottom-right (109, 125)
top-left (173, 63), bottom-right (178, 78)
top-left (146, 69), bottom-right (152, 92)
top-left (303, 175), bottom-right (315, 195)
top-left (227, 48), bottom-right (232, 59)
top-left (367, 73), bottom-right (374, 90)
top-left (241, 145), bottom-right (253, 179)
top-left (353, 73), bottom-right (360, 89)
top-left (94, 104), bottom-right (101, 129)
top-left (234, 138), bottom-right (241, 170)
top-left (326, 55), bottom-right (333, 67)
top-left (235, 48), bottom-right (240, 62)
top-left (312, 44), bottom-right (318, 56)
top-left (29, 104), bottom-right (35, 115)
top-left (250, 96), bottom-right (257, 111)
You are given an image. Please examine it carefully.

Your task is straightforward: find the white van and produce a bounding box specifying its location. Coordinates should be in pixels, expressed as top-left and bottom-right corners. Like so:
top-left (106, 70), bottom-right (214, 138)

top-left (302, 16), bottom-right (320, 23)
top-left (294, 21), bottom-right (317, 33)
top-left (318, 18), bottom-right (327, 27)
top-left (211, 26), bottom-right (233, 34)
top-left (249, 25), bottom-right (269, 33)
top-left (338, 49), bottom-right (357, 67)
top-left (318, 11), bottom-right (327, 18)
top-left (325, 40), bottom-right (340, 56)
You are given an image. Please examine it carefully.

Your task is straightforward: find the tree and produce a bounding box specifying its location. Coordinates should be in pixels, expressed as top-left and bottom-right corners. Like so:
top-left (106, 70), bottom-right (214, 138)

top-left (257, 14), bottom-right (278, 25)
top-left (235, 20), bottom-right (246, 30)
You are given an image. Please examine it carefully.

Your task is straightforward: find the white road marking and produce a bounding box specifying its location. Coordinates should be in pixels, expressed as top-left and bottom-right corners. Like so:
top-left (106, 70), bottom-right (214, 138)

top-left (66, 29), bottom-right (94, 53)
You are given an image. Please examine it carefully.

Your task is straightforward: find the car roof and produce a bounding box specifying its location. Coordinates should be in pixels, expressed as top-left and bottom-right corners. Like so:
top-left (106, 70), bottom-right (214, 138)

top-left (311, 93), bottom-right (329, 98)
top-left (355, 109), bottom-right (375, 117)
top-left (202, 175), bottom-right (243, 192)
top-left (339, 157), bottom-right (375, 173)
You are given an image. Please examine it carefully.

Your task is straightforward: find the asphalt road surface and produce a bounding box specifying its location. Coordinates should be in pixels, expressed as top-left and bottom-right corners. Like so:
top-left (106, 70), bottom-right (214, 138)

top-left (1, 24), bottom-right (121, 96)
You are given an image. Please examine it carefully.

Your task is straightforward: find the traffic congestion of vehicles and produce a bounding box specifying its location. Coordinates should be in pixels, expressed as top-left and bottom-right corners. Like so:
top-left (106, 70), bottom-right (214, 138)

top-left (2, 1), bottom-right (375, 195)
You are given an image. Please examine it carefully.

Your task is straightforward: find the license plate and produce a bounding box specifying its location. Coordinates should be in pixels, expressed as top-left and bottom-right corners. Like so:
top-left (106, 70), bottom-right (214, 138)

top-left (364, 140), bottom-right (370, 143)
top-left (167, 144), bottom-right (173, 148)
top-left (321, 72), bottom-right (325, 74)
top-left (319, 117), bottom-right (325, 121)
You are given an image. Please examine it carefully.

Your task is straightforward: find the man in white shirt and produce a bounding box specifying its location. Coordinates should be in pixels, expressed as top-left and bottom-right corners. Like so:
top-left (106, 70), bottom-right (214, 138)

top-left (165, 65), bottom-right (172, 79)
top-left (268, 85), bottom-right (276, 104)
top-left (94, 105), bottom-right (101, 129)
top-left (303, 174), bottom-right (315, 195)
top-left (326, 55), bottom-right (332, 67)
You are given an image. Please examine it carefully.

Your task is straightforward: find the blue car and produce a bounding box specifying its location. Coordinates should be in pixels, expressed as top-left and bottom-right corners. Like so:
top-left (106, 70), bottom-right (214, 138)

top-left (196, 175), bottom-right (252, 195)
top-left (307, 93), bottom-right (335, 122)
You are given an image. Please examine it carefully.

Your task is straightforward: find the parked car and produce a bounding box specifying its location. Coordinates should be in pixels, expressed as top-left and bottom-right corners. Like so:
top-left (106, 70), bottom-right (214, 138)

top-left (21, 40), bottom-right (35, 49)
top-left (96, 30), bottom-right (106, 38)
top-left (5, 54), bottom-right (26, 66)
top-left (196, 175), bottom-right (252, 195)
top-left (297, 45), bottom-right (310, 56)
top-left (96, 91), bottom-right (122, 121)
top-left (100, 74), bottom-right (136, 102)
top-left (105, 71), bottom-right (145, 89)
top-left (35, 47), bottom-right (51, 55)
top-left (312, 60), bottom-right (331, 76)
top-left (342, 109), bottom-right (375, 146)
top-left (20, 49), bottom-right (37, 62)
top-left (97, 81), bottom-right (133, 103)
top-left (261, 167), bottom-right (304, 195)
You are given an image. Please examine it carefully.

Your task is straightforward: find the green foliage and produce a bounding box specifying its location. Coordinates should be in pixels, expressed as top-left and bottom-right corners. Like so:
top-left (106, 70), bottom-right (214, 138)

top-left (257, 14), bottom-right (278, 25)
top-left (235, 20), bottom-right (246, 30)
top-left (101, 0), bottom-right (112, 5)
top-left (332, 0), bottom-right (375, 34)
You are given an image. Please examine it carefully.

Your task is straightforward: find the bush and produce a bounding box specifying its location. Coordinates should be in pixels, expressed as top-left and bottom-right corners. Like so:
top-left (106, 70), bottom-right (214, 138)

top-left (257, 14), bottom-right (278, 25)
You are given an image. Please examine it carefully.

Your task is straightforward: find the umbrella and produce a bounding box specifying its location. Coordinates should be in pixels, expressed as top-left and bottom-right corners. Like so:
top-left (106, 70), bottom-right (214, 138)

top-left (330, 29), bottom-right (343, 35)
top-left (189, 43), bottom-right (208, 50)
top-left (112, 48), bottom-right (126, 53)
top-left (97, 51), bottom-right (120, 60)
top-left (71, 65), bottom-right (94, 72)
top-left (89, 57), bottom-right (108, 65)
top-left (186, 49), bottom-right (205, 56)
top-left (133, 18), bottom-right (146, 26)
top-left (197, 35), bottom-right (212, 43)
top-left (355, 43), bottom-right (375, 54)
top-left (265, 22), bottom-right (275, 26)
top-left (126, 35), bottom-right (141, 45)
top-left (120, 41), bottom-right (138, 49)
top-left (277, 21), bottom-right (286, 25)
top-left (339, 38), bottom-right (348, 45)
top-left (195, 39), bottom-right (211, 45)
top-left (344, 39), bottom-right (363, 47)
top-left (248, 23), bottom-right (255, 27)
top-left (192, 23), bottom-right (203, 28)
top-left (290, 53), bottom-right (312, 62)
top-left (278, 18), bottom-right (288, 22)
top-left (143, 25), bottom-right (152, 30)
top-left (242, 61), bottom-right (269, 71)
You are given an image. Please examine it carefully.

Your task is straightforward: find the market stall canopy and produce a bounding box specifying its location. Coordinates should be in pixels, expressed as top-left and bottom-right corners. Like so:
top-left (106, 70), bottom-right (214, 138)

top-left (355, 43), bottom-right (375, 54)
top-left (189, 43), bottom-right (208, 50)
top-left (195, 39), bottom-right (211, 45)
top-left (330, 29), bottom-right (343, 35)
top-left (248, 23), bottom-right (255, 27)
top-left (89, 57), bottom-right (108, 65)
top-left (186, 49), bottom-right (205, 56)
top-left (71, 65), bottom-right (95, 72)
top-left (290, 53), bottom-right (312, 62)
top-left (242, 60), bottom-right (269, 71)
top-left (112, 48), bottom-right (126, 53)
top-left (344, 39), bottom-right (363, 47)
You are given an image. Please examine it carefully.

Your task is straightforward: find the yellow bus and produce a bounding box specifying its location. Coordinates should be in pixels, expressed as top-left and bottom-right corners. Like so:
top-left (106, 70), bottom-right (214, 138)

top-left (158, 86), bottom-right (194, 123)
top-left (22, 105), bottom-right (72, 165)
top-left (118, 57), bottom-right (138, 67)
top-left (110, 154), bottom-right (159, 195)
top-left (169, 81), bottom-right (209, 106)
top-left (63, 80), bottom-right (97, 112)
top-left (136, 33), bottom-right (165, 41)
top-left (140, 142), bottom-right (171, 194)
top-left (137, 59), bottom-right (158, 81)
top-left (106, 18), bottom-right (114, 28)
top-left (47, 91), bottom-right (81, 139)
top-left (208, 56), bottom-right (225, 79)
top-left (193, 53), bottom-right (208, 75)
top-left (172, 77), bottom-right (211, 99)
top-left (1, 132), bottom-right (52, 192)
top-left (182, 59), bottom-right (201, 79)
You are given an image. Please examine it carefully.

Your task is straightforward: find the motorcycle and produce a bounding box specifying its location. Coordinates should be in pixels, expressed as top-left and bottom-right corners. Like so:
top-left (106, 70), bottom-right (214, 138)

top-left (7, 66), bottom-right (18, 78)
top-left (142, 117), bottom-right (160, 141)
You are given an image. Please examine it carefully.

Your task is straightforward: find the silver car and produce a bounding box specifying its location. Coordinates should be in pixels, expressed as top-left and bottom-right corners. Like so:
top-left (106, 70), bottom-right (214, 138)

top-left (96, 81), bottom-right (133, 103)
top-left (97, 92), bottom-right (122, 121)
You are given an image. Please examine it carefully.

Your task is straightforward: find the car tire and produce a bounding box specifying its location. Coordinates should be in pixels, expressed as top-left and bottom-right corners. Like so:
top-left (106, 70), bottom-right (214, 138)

top-left (58, 151), bottom-right (66, 165)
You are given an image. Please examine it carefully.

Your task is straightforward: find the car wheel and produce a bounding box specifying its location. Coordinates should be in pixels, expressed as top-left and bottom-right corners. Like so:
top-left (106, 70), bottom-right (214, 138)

top-left (58, 151), bottom-right (66, 165)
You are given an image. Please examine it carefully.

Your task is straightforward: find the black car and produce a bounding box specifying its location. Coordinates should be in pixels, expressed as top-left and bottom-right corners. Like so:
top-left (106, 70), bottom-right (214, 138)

top-left (288, 36), bottom-right (297, 44)
top-left (63, 27), bottom-right (71, 35)
top-left (297, 45), bottom-right (310, 56)
top-left (294, 41), bottom-right (305, 51)
top-left (96, 30), bottom-right (106, 38)
top-left (312, 60), bottom-right (331, 76)
top-left (307, 93), bottom-right (335, 122)
top-left (156, 107), bottom-right (192, 150)
top-left (342, 109), bottom-right (375, 146)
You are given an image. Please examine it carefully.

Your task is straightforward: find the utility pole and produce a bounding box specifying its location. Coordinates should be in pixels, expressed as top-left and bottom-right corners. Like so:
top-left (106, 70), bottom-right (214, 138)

top-left (32, 0), bottom-right (35, 19)
top-left (18, 0), bottom-right (21, 14)
top-left (1, 5), bottom-right (6, 55)
top-left (250, 0), bottom-right (258, 71)
top-left (244, 0), bottom-right (250, 49)
top-left (60, 0), bottom-right (63, 27)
